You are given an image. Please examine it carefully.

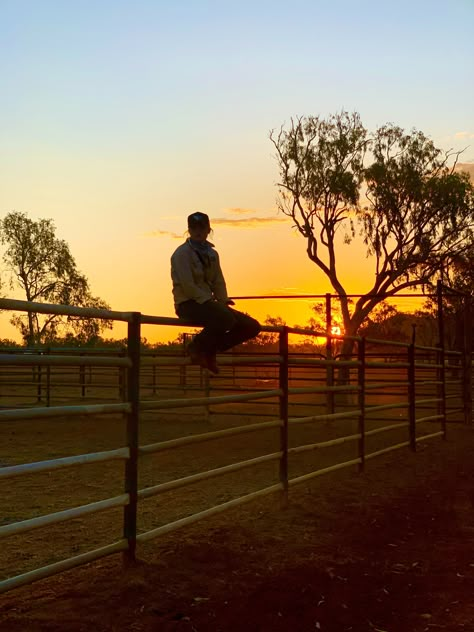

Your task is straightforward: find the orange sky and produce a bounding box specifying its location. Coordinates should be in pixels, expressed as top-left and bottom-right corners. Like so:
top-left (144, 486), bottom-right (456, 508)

top-left (0, 216), bottom-right (429, 345)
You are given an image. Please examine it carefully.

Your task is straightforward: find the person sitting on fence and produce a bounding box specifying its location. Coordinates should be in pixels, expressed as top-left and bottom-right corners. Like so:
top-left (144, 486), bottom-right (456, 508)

top-left (170, 212), bottom-right (261, 374)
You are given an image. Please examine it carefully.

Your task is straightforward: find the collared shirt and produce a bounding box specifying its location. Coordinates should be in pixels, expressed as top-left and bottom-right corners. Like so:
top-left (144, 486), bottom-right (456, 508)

top-left (171, 239), bottom-right (229, 307)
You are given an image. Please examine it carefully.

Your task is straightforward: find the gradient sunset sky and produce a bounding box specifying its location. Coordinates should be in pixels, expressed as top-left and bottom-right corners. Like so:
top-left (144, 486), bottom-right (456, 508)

top-left (1, 0), bottom-right (473, 342)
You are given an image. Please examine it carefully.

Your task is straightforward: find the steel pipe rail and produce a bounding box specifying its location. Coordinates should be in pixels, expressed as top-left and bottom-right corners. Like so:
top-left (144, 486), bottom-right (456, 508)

top-left (446, 408), bottom-right (464, 417)
top-left (0, 402), bottom-right (130, 422)
top-left (413, 397), bottom-right (443, 406)
top-left (136, 484), bottom-right (284, 543)
top-left (289, 409), bottom-right (361, 424)
top-left (415, 380), bottom-right (442, 386)
top-left (285, 325), bottom-right (325, 337)
top-left (365, 441), bottom-right (411, 460)
top-left (138, 452), bottom-right (282, 500)
top-left (288, 433), bottom-right (361, 455)
top-left (365, 422), bottom-right (408, 436)
top-left (364, 382), bottom-right (408, 389)
top-left (366, 338), bottom-right (410, 348)
top-left (288, 458), bottom-right (362, 487)
top-left (140, 315), bottom-right (194, 327)
top-left (288, 385), bottom-right (360, 395)
top-left (0, 297), bottom-right (133, 321)
top-left (288, 358), bottom-right (360, 367)
top-left (0, 494), bottom-right (129, 538)
top-left (413, 344), bottom-right (443, 352)
top-left (139, 420), bottom-right (282, 455)
top-left (141, 355), bottom-right (282, 367)
top-left (415, 414), bottom-right (444, 424)
top-left (139, 389), bottom-right (282, 411)
top-left (140, 314), bottom-right (281, 333)
top-left (0, 448), bottom-right (130, 480)
top-left (415, 431), bottom-right (444, 442)
top-left (365, 361), bottom-right (409, 368)
top-left (414, 362), bottom-right (442, 369)
top-left (0, 354), bottom-right (131, 367)
top-left (0, 540), bottom-right (128, 594)
top-left (365, 402), bottom-right (410, 414)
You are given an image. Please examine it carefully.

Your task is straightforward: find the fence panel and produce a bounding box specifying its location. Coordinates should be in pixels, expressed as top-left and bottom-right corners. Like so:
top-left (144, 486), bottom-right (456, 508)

top-left (0, 296), bottom-right (471, 596)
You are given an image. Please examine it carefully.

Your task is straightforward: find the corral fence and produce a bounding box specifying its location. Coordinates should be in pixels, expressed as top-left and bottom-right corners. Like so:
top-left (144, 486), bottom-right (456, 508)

top-left (0, 294), bottom-right (472, 595)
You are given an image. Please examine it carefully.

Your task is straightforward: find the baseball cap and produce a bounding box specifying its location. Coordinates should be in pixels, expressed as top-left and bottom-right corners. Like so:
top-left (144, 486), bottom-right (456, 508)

top-left (187, 212), bottom-right (210, 228)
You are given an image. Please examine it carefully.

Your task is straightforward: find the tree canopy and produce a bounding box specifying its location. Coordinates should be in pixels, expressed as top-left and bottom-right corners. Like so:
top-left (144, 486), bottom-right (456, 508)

top-left (0, 211), bottom-right (112, 345)
top-left (270, 111), bottom-right (474, 352)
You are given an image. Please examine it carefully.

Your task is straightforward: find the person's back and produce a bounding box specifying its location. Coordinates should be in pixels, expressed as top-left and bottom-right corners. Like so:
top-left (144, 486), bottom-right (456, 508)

top-left (171, 239), bottom-right (227, 308)
top-left (170, 212), bottom-right (260, 373)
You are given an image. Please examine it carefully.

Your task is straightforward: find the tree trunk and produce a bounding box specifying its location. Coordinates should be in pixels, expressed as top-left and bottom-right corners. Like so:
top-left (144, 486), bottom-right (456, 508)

top-left (336, 336), bottom-right (357, 386)
top-left (27, 311), bottom-right (35, 347)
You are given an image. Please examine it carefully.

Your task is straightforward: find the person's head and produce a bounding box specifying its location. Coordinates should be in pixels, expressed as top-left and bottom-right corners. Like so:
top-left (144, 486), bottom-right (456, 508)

top-left (187, 212), bottom-right (211, 242)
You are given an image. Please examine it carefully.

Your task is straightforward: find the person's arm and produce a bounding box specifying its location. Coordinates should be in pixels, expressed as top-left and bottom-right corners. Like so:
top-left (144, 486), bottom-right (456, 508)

top-left (171, 248), bottom-right (211, 304)
top-left (211, 251), bottom-right (231, 303)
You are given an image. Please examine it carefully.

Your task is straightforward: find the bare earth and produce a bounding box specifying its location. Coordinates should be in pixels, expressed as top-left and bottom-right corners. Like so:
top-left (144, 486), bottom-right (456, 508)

top-left (1, 424), bottom-right (474, 632)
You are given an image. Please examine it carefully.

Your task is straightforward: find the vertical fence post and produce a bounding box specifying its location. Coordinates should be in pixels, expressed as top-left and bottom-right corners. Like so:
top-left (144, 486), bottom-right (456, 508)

top-left (408, 342), bottom-right (416, 451)
top-left (123, 312), bottom-right (141, 565)
top-left (357, 337), bottom-right (366, 471)
top-left (180, 333), bottom-right (188, 391)
top-left (36, 361), bottom-right (42, 404)
top-left (80, 357), bottom-right (86, 398)
top-left (278, 327), bottom-right (289, 502)
top-left (463, 298), bottom-right (472, 425)
top-left (436, 281), bottom-right (447, 439)
top-left (46, 346), bottom-right (51, 407)
top-left (325, 294), bottom-right (334, 417)
top-left (119, 367), bottom-right (125, 401)
top-left (152, 355), bottom-right (157, 396)
top-left (204, 369), bottom-right (210, 422)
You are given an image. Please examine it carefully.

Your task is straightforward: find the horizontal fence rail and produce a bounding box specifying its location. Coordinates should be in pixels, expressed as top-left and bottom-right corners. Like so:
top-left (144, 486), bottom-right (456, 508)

top-left (0, 295), bottom-right (472, 595)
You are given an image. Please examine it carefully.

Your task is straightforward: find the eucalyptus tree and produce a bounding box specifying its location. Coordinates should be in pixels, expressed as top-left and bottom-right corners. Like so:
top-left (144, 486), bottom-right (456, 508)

top-left (270, 111), bottom-right (474, 364)
top-left (0, 211), bottom-right (112, 345)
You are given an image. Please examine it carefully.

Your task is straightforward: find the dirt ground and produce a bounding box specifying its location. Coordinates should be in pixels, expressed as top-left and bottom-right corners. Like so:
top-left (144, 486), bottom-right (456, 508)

top-left (1, 424), bottom-right (474, 632)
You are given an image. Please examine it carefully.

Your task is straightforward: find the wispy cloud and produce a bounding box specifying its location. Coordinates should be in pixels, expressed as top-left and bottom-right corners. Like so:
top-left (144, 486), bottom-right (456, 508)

top-left (145, 213), bottom-right (290, 238)
top-left (211, 216), bottom-right (290, 228)
top-left (223, 207), bottom-right (254, 215)
top-left (145, 230), bottom-right (184, 239)
top-left (455, 131), bottom-right (474, 139)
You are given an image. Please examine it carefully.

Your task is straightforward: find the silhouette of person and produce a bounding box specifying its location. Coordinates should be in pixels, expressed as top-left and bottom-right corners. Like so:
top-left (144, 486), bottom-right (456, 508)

top-left (171, 212), bottom-right (261, 373)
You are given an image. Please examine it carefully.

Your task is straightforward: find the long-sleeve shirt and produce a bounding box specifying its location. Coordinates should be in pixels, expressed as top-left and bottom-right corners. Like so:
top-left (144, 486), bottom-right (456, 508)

top-left (170, 239), bottom-right (229, 308)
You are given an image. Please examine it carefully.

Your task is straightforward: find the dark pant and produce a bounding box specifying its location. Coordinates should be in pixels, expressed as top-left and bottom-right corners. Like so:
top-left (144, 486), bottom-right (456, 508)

top-left (176, 300), bottom-right (261, 354)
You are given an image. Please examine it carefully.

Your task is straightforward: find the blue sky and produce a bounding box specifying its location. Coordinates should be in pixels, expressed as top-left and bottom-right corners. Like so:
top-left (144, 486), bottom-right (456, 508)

top-left (1, 0), bottom-right (473, 340)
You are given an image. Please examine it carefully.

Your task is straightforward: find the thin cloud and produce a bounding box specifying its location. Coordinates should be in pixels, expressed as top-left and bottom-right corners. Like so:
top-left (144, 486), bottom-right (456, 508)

top-left (454, 131), bottom-right (474, 139)
top-left (223, 207), bottom-right (254, 215)
top-left (211, 216), bottom-right (290, 228)
top-left (146, 230), bottom-right (184, 239)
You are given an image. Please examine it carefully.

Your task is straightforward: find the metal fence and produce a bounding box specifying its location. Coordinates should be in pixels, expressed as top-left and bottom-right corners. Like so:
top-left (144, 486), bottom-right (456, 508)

top-left (0, 297), bottom-right (472, 594)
